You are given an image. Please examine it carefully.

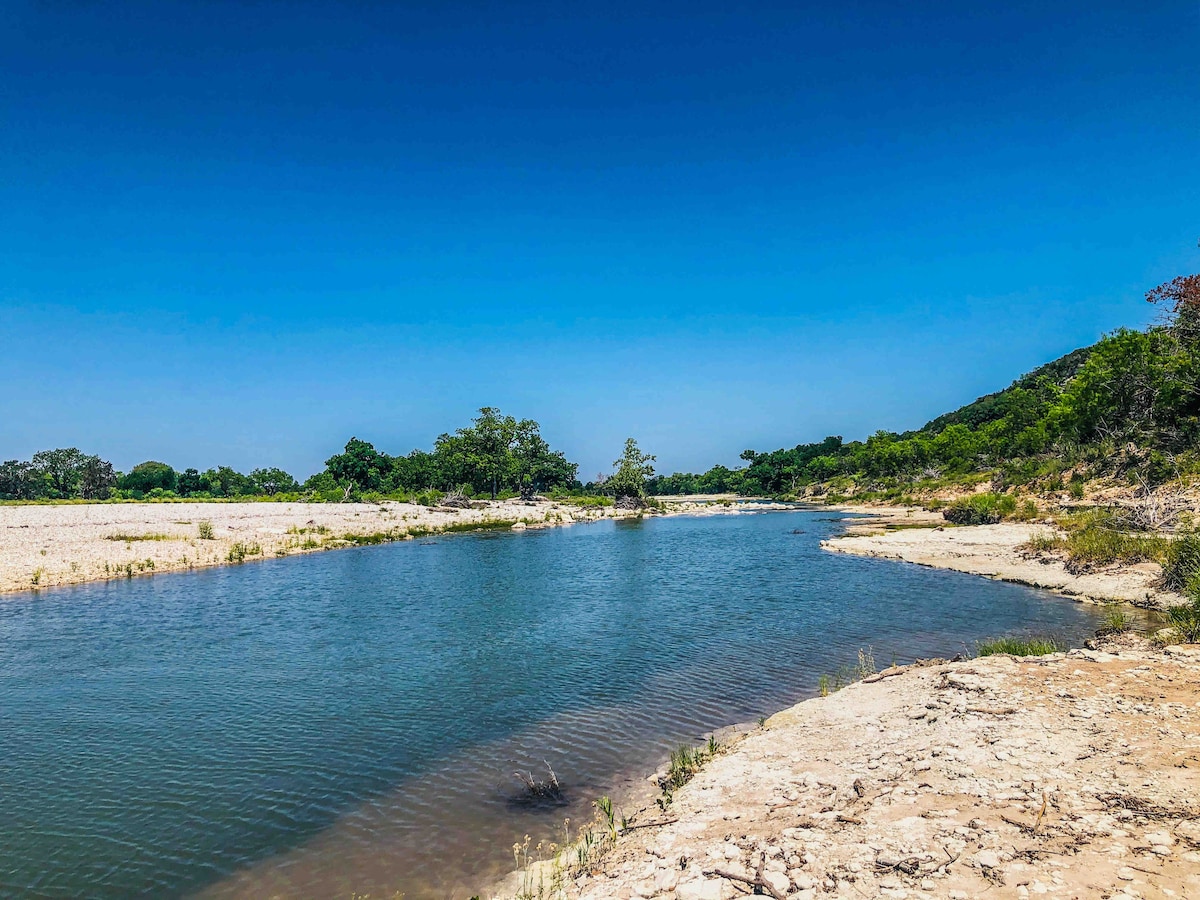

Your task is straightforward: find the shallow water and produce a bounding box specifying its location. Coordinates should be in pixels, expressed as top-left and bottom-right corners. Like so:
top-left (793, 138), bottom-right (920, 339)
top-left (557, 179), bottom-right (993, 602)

top-left (1, 511), bottom-right (1110, 898)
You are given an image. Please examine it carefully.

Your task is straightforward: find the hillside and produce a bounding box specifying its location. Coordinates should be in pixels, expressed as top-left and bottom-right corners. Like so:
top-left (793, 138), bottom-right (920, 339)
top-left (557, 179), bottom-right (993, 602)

top-left (649, 272), bottom-right (1200, 501)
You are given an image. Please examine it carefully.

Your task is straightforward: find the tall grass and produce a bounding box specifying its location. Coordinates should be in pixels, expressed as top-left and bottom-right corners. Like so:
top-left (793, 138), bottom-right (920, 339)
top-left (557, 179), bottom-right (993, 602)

top-left (1168, 602), bottom-right (1200, 643)
top-left (976, 635), bottom-right (1064, 657)
top-left (1160, 531), bottom-right (1200, 593)
top-left (942, 492), bottom-right (1017, 525)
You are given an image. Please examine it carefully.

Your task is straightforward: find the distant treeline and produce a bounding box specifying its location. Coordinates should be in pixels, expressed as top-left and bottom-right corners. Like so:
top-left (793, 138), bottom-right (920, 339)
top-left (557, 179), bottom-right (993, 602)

top-left (0, 408), bottom-right (584, 503)
top-left (650, 270), bottom-right (1200, 498)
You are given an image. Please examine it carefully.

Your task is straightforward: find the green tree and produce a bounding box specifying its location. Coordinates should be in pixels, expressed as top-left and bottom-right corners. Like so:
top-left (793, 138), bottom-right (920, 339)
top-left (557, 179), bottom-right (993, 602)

top-left (465, 407), bottom-right (518, 499)
top-left (249, 467), bottom-right (299, 495)
top-left (0, 460), bottom-right (42, 500)
top-left (78, 456), bottom-right (117, 499)
top-left (31, 448), bottom-right (93, 498)
top-left (325, 438), bottom-right (389, 495)
top-left (177, 468), bottom-right (204, 496)
top-left (608, 438), bottom-right (656, 506)
top-left (121, 461), bottom-right (178, 494)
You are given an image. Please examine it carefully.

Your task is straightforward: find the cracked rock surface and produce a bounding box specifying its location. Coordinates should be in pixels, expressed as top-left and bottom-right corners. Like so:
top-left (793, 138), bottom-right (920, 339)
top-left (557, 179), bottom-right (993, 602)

top-left (554, 644), bottom-right (1200, 900)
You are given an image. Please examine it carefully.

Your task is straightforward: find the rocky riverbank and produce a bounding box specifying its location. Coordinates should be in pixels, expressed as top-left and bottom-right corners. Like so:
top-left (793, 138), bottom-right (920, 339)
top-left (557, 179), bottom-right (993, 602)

top-left (822, 506), bottom-right (1184, 609)
top-left (503, 639), bottom-right (1200, 900)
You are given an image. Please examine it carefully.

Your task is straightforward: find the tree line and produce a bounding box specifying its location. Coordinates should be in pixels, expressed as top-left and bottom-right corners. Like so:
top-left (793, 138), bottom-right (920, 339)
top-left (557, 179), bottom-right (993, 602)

top-left (1, 408), bottom-right (653, 503)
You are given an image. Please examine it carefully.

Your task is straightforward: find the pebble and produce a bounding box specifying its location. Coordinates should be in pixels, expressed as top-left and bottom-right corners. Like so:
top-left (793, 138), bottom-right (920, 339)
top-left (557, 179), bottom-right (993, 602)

top-left (763, 870), bottom-right (789, 896)
top-left (975, 849), bottom-right (1001, 869)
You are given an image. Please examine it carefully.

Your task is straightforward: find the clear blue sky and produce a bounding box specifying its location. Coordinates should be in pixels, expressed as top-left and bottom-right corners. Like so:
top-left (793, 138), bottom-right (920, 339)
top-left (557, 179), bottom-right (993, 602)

top-left (3, 1), bottom-right (1198, 480)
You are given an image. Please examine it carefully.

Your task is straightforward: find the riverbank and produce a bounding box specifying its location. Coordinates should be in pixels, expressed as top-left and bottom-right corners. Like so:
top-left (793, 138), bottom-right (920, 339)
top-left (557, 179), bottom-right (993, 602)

top-left (0, 497), bottom-right (796, 596)
top-left (500, 639), bottom-right (1200, 900)
top-left (821, 505), bottom-right (1185, 609)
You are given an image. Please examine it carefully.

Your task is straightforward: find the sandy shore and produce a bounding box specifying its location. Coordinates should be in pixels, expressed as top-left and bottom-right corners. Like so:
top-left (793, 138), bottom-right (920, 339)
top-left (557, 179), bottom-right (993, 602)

top-left (503, 640), bottom-right (1200, 900)
top-left (0, 497), bottom-right (794, 597)
top-left (822, 506), bottom-right (1183, 609)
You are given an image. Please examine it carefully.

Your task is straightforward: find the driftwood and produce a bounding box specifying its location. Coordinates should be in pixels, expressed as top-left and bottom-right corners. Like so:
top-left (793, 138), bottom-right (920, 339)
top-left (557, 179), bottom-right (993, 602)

top-left (703, 852), bottom-right (786, 900)
top-left (441, 490), bottom-right (472, 509)
top-left (620, 817), bottom-right (678, 832)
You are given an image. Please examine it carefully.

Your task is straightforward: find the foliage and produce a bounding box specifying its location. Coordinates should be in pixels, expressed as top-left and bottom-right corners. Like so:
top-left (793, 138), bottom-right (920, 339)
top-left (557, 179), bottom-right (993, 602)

top-left (976, 635), bottom-right (1064, 657)
top-left (1, 448), bottom-right (118, 501)
top-left (1160, 530), bottom-right (1200, 593)
top-left (942, 492), bottom-right (1017, 525)
top-left (607, 438), bottom-right (655, 504)
top-left (249, 467), bottom-right (299, 495)
top-left (1168, 599), bottom-right (1200, 643)
top-left (316, 408), bottom-right (579, 501)
top-left (121, 461), bottom-right (178, 494)
top-left (1098, 605), bottom-right (1134, 636)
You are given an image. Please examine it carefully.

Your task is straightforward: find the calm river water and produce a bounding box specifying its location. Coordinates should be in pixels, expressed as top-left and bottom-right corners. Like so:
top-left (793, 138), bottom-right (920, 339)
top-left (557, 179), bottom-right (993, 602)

top-left (1, 510), bottom-right (1109, 898)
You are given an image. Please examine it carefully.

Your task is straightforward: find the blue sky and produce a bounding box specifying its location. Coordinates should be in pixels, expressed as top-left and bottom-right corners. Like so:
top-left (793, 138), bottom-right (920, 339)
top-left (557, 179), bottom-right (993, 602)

top-left (3, 1), bottom-right (1198, 480)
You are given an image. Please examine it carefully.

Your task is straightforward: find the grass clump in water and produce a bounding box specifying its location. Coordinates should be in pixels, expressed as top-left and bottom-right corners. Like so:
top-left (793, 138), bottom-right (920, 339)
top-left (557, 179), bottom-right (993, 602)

top-left (512, 761), bottom-right (565, 808)
top-left (1097, 604), bottom-right (1135, 636)
top-left (976, 635), bottom-right (1064, 657)
top-left (817, 647), bottom-right (878, 696)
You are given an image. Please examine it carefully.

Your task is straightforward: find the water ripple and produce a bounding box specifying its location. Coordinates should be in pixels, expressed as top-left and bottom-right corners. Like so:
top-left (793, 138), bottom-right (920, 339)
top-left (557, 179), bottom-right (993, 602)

top-left (0, 512), bottom-right (1112, 898)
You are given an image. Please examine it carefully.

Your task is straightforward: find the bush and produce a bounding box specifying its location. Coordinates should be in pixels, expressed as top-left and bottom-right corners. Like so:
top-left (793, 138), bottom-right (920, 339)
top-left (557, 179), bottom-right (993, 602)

top-left (943, 492), bottom-right (1016, 525)
top-left (1169, 601), bottom-right (1200, 643)
top-left (1060, 524), bottom-right (1167, 571)
top-left (1161, 531), bottom-right (1200, 592)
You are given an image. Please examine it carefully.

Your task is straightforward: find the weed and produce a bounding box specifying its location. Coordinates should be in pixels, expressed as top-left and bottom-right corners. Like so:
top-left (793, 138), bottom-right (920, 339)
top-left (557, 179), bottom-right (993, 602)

top-left (1097, 604), bottom-right (1134, 636)
top-left (1161, 531), bottom-right (1200, 592)
top-left (513, 761), bottom-right (565, 806)
top-left (1024, 528), bottom-right (1061, 553)
top-left (942, 492), bottom-right (1017, 525)
top-left (197, 521), bottom-right (214, 540)
top-left (226, 542), bottom-right (261, 563)
top-left (286, 524), bottom-right (330, 535)
top-left (1168, 601), bottom-right (1200, 643)
top-left (104, 532), bottom-right (173, 542)
top-left (976, 635), bottom-right (1064, 657)
top-left (31, 567), bottom-right (44, 586)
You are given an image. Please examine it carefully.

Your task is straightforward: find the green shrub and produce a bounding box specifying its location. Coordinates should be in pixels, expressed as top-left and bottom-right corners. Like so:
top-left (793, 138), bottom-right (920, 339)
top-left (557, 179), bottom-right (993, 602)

top-left (943, 492), bottom-right (1016, 525)
top-left (1024, 528), bottom-right (1061, 553)
top-left (197, 521), bottom-right (214, 540)
top-left (1097, 604), bottom-right (1133, 635)
top-left (1168, 601), bottom-right (1200, 643)
top-left (976, 635), bottom-right (1064, 657)
top-left (1161, 531), bottom-right (1200, 593)
top-left (1060, 525), bottom-right (1166, 571)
